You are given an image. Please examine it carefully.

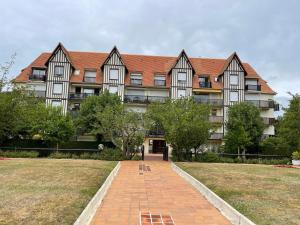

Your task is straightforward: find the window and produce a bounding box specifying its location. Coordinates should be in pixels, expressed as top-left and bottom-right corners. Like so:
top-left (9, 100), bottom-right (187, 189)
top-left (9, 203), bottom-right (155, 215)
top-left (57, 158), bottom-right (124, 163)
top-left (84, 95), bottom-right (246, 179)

top-left (54, 66), bottom-right (64, 76)
top-left (212, 109), bottom-right (217, 116)
top-left (230, 91), bottom-right (238, 102)
top-left (84, 71), bottom-right (96, 82)
top-left (230, 74), bottom-right (238, 85)
top-left (51, 100), bottom-right (61, 107)
top-left (177, 89), bottom-right (186, 98)
top-left (178, 72), bottom-right (187, 84)
top-left (130, 73), bottom-right (142, 85)
top-left (109, 86), bottom-right (118, 94)
top-left (154, 75), bottom-right (166, 86)
top-left (53, 83), bottom-right (63, 94)
top-left (109, 69), bottom-right (119, 80)
top-left (199, 76), bottom-right (211, 88)
top-left (83, 88), bottom-right (94, 97)
top-left (32, 69), bottom-right (45, 76)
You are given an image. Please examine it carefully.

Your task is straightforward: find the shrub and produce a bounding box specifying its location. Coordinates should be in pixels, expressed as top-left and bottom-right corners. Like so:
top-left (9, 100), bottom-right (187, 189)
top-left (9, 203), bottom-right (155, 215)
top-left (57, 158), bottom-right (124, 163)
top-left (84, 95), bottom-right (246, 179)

top-left (0, 150), bottom-right (39, 158)
top-left (195, 152), bottom-right (220, 162)
top-left (99, 148), bottom-right (123, 161)
top-left (292, 151), bottom-right (300, 160)
top-left (49, 152), bottom-right (72, 159)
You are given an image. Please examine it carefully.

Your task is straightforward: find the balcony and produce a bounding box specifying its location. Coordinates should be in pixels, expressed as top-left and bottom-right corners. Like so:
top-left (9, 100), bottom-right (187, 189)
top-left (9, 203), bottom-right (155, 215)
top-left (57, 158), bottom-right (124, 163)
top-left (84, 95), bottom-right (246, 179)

top-left (209, 133), bottom-right (223, 140)
top-left (199, 81), bottom-right (212, 88)
top-left (209, 116), bottom-right (223, 123)
top-left (245, 84), bottom-right (261, 91)
top-left (246, 100), bottom-right (276, 109)
top-left (262, 117), bottom-right (276, 125)
top-left (145, 130), bottom-right (165, 137)
top-left (124, 95), bottom-right (168, 104)
top-left (69, 93), bottom-right (99, 99)
top-left (29, 74), bottom-right (46, 81)
top-left (193, 96), bottom-right (223, 107)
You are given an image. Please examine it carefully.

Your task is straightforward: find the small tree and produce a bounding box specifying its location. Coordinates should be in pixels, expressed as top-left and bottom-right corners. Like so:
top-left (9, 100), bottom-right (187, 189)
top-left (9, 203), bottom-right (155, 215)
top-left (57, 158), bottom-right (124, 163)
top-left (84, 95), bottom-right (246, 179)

top-left (225, 102), bottom-right (264, 156)
top-left (146, 98), bottom-right (211, 161)
top-left (75, 91), bottom-right (121, 140)
top-left (33, 106), bottom-right (75, 149)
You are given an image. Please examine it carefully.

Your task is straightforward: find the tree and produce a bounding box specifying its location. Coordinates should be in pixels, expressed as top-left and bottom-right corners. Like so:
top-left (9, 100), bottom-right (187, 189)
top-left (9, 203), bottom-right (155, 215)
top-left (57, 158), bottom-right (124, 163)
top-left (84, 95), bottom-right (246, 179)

top-left (225, 102), bottom-right (264, 156)
top-left (146, 98), bottom-right (212, 161)
top-left (32, 106), bottom-right (75, 149)
top-left (98, 105), bottom-right (145, 157)
top-left (0, 88), bottom-right (43, 144)
top-left (75, 91), bottom-right (121, 140)
top-left (275, 93), bottom-right (300, 155)
top-left (0, 53), bottom-right (16, 92)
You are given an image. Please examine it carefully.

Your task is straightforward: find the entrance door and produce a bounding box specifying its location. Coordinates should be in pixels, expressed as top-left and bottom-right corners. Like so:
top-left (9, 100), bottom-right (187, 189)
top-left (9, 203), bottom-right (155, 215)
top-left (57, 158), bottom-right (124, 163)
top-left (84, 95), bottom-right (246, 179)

top-left (152, 140), bottom-right (166, 153)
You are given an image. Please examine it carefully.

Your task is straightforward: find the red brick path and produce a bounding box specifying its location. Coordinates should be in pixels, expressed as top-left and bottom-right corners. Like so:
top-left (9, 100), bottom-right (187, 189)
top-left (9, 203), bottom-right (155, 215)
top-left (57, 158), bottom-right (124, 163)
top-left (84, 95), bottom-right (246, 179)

top-left (91, 160), bottom-right (231, 225)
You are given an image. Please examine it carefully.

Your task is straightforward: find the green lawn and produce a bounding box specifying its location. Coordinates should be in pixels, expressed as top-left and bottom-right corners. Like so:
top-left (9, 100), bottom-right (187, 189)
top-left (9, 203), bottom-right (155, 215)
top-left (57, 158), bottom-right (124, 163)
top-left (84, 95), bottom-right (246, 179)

top-left (0, 158), bottom-right (117, 225)
top-left (176, 162), bottom-right (300, 225)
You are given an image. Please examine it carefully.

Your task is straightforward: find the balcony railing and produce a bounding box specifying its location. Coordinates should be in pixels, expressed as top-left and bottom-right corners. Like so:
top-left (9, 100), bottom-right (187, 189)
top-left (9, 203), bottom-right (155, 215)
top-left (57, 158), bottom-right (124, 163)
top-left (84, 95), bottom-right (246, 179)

top-left (124, 95), bottom-right (168, 104)
top-left (154, 80), bottom-right (166, 87)
top-left (199, 81), bottom-right (212, 88)
top-left (262, 117), bottom-right (276, 125)
top-left (209, 133), bottom-right (223, 140)
top-left (29, 74), bottom-right (46, 81)
top-left (69, 93), bottom-right (99, 99)
top-left (193, 96), bottom-right (223, 106)
top-left (33, 91), bottom-right (46, 97)
top-left (246, 100), bottom-right (275, 109)
top-left (209, 116), bottom-right (223, 123)
top-left (146, 130), bottom-right (165, 137)
top-left (245, 84), bottom-right (261, 91)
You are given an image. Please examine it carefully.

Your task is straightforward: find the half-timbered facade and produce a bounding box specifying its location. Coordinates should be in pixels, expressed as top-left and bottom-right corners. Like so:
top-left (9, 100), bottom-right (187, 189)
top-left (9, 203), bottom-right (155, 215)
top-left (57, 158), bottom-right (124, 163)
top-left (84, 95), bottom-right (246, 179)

top-left (14, 43), bottom-right (279, 152)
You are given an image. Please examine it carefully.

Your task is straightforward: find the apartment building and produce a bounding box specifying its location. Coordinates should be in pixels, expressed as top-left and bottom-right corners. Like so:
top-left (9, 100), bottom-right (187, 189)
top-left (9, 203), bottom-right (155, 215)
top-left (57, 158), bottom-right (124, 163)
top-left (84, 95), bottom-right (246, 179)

top-left (14, 43), bottom-right (279, 153)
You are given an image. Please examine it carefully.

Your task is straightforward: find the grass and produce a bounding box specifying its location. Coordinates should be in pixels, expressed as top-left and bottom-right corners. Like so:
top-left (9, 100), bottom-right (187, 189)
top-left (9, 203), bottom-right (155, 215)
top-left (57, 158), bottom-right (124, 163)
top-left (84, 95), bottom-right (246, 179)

top-left (0, 158), bottom-right (117, 225)
top-left (176, 162), bottom-right (300, 225)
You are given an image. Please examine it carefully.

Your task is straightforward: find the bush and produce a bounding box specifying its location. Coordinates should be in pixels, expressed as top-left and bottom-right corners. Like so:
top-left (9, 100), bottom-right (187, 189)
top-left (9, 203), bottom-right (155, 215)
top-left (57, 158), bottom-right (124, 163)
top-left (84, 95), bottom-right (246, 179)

top-left (292, 151), bottom-right (300, 160)
top-left (49, 152), bottom-right (72, 159)
top-left (260, 137), bottom-right (290, 156)
top-left (195, 152), bottom-right (220, 162)
top-left (99, 148), bottom-right (123, 161)
top-left (0, 150), bottom-right (39, 158)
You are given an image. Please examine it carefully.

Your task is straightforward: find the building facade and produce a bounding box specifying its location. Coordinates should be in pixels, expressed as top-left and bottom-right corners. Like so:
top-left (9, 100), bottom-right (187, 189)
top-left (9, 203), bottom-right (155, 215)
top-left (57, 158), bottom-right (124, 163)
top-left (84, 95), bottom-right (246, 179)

top-left (14, 43), bottom-right (279, 153)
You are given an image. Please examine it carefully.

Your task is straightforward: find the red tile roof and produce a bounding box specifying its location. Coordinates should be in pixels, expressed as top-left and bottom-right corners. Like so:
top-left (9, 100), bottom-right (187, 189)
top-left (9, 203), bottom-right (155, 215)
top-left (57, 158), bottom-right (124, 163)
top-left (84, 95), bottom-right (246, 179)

top-left (14, 50), bottom-right (275, 94)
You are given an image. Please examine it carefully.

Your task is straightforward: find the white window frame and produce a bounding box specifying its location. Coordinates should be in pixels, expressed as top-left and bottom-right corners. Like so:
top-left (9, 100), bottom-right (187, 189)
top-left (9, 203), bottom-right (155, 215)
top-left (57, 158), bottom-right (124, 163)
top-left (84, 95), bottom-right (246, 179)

top-left (53, 83), bottom-right (63, 94)
top-left (54, 66), bottom-right (64, 76)
top-left (230, 74), bottom-right (239, 85)
top-left (108, 86), bottom-right (118, 94)
top-left (130, 73), bottom-right (142, 85)
top-left (154, 75), bottom-right (166, 86)
top-left (51, 100), bottom-right (62, 107)
top-left (32, 69), bottom-right (45, 76)
top-left (84, 70), bottom-right (96, 82)
top-left (177, 89), bottom-right (186, 98)
top-left (83, 88), bottom-right (94, 94)
top-left (230, 91), bottom-right (238, 102)
top-left (178, 72), bottom-right (187, 83)
top-left (109, 69), bottom-right (119, 80)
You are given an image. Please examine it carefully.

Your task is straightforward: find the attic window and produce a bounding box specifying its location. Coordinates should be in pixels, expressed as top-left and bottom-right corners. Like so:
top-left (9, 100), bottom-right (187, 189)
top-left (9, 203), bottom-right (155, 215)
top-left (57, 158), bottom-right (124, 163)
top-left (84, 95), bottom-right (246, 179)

top-left (84, 70), bottom-right (96, 83)
top-left (32, 69), bottom-right (45, 76)
top-left (154, 75), bottom-right (166, 86)
top-left (130, 73), bottom-right (142, 85)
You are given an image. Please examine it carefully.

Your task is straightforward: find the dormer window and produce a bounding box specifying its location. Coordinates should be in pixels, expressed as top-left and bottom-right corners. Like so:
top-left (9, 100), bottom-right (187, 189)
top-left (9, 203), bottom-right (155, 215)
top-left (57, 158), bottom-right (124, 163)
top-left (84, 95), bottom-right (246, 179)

top-left (84, 70), bottom-right (96, 83)
top-left (109, 69), bottom-right (119, 81)
top-left (54, 66), bottom-right (64, 76)
top-left (178, 72), bottom-right (187, 84)
top-left (32, 69), bottom-right (45, 76)
top-left (130, 73), bottom-right (142, 85)
top-left (154, 75), bottom-right (166, 86)
top-left (199, 76), bottom-right (211, 88)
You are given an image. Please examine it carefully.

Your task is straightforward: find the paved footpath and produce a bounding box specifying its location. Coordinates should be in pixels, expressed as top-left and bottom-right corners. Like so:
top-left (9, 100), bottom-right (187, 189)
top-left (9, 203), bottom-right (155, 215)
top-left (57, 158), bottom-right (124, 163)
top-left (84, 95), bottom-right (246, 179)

top-left (91, 159), bottom-right (231, 225)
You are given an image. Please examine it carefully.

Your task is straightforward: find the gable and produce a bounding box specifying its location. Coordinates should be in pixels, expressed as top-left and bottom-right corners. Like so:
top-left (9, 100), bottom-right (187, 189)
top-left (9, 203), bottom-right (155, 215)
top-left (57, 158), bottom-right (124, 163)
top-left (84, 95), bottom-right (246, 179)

top-left (101, 46), bottom-right (126, 68)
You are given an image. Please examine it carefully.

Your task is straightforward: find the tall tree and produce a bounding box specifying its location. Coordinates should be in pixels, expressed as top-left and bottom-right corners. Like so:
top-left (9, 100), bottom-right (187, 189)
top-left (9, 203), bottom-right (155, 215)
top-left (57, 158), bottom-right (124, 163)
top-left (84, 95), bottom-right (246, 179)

top-left (0, 53), bottom-right (16, 92)
top-left (75, 91), bottom-right (121, 140)
top-left (146, 98), bottom-right (211, 161)
top-left (276, 93), bottom-right (300, 154)
top-left (225, 102), bottom-right (264, 156)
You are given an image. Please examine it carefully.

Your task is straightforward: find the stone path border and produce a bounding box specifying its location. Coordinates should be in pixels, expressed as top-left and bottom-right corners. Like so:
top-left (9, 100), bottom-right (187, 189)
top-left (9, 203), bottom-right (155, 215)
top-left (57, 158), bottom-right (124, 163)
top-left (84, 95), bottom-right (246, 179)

top-left (73, 162), bottom-right (121, 225)
top-left (171, 162), bottom-right (256, 225)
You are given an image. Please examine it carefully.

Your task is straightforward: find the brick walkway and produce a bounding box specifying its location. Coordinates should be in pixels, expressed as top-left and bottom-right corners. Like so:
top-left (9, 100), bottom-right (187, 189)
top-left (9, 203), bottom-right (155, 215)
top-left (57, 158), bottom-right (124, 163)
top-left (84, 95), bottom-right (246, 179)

top-left (91, 159), bottom-right (231, 225)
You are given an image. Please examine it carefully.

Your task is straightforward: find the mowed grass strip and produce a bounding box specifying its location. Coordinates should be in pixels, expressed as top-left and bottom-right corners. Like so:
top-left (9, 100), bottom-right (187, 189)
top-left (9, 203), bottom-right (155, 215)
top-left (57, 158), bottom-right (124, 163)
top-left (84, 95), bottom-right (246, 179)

top-left (0, 158), bottom-right (117, 225)
top-left (176, 162), bottom-right (300, 225)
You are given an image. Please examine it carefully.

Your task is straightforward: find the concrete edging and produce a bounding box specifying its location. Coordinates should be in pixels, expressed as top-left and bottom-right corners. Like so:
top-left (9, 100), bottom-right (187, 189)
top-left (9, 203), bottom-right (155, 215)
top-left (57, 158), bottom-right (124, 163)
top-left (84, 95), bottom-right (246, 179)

top-left (171, 163), bottom-right (256, 225)
top-left (73, 161), bottom-right (121, 225)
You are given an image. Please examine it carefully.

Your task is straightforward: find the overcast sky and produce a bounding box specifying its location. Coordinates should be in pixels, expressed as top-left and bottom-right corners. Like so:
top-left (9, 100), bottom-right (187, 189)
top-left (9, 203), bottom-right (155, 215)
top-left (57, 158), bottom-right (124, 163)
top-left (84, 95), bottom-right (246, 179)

top-left (1, 0), bottom-right (299, 110)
